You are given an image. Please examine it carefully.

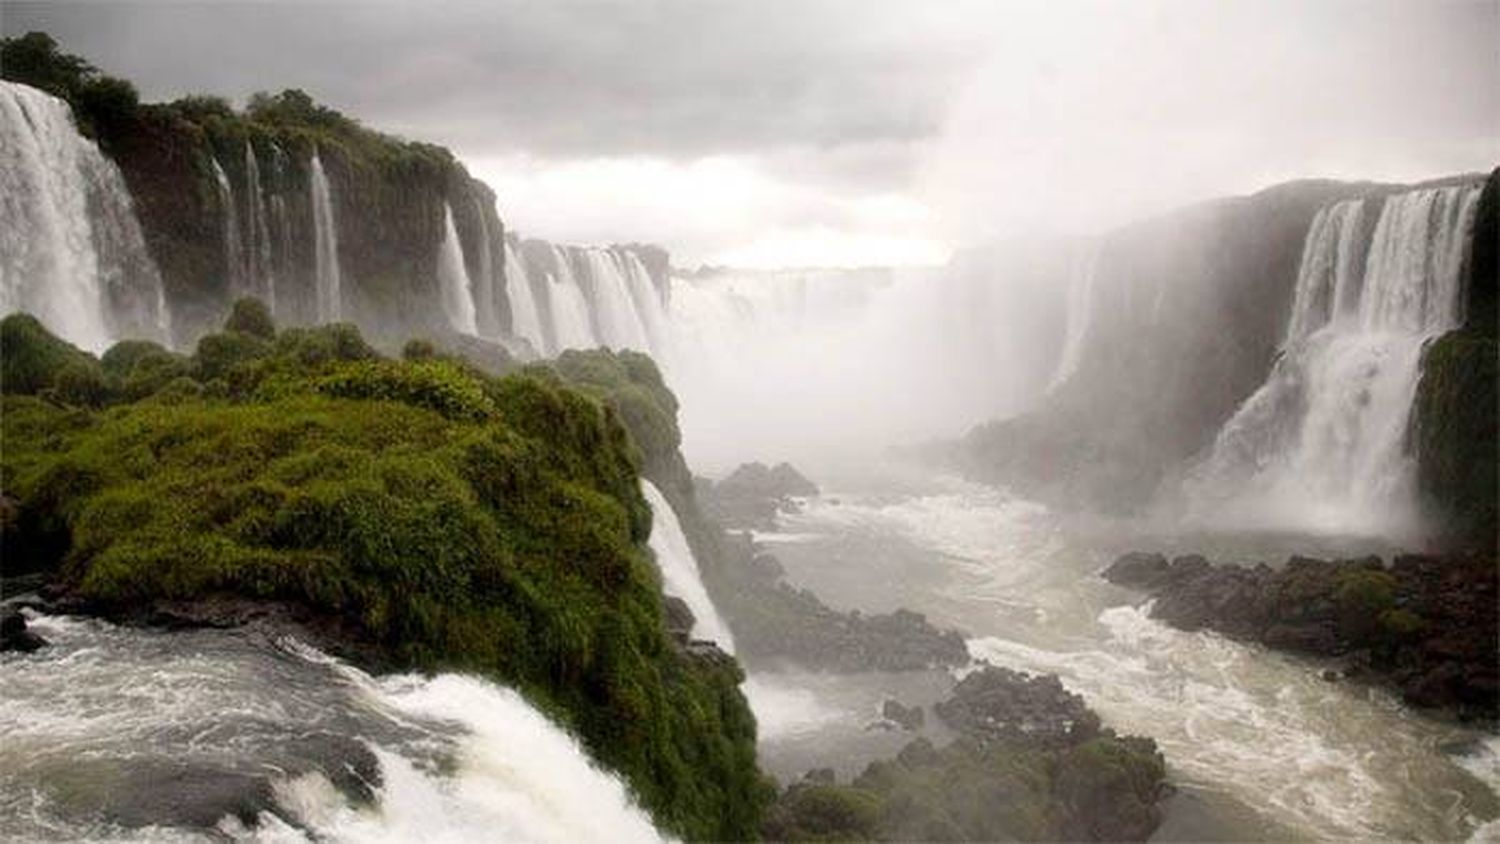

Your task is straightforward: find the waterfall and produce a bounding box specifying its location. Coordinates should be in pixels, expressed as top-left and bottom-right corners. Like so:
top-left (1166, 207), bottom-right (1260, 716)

top-left (309, 150), bottom-right (343, 323)
top-left (0, 81), bottom-right (168, 351)
top-left (438, 202), bottom-right (478, 335)
top-left (622, 250), bottom-right (669, 354)
top-left (1, 614), bottom-right (665, 843)
top-left (243, 142), bottom-right (275, 313)
top-left (472, 198), bottom-right (501, 339)
top-left (503, 239), bottom-right (547, 351)
top-left (548, 244), bottom-right (599, 350)
top-left (209, 157), bottom-right (246, 296)
top-left (641, 480), bottom-right (736, 653)
top-left (1047, 246), bottom-right (1099, 390)
top-left (1189, 183), bottom-right (1483, 534)
top-left (585, 248), bottom-right (652, 351)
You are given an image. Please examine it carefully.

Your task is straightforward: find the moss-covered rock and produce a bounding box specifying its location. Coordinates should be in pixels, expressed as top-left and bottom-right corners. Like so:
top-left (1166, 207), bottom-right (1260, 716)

top-left (1413, 331), bottom-right (1498, 547)
top-left (0, 314), bottom-right (768, 840)
top-left (765, 668), bottom-right (1168, 842)
top-left (1, 313), bottom-right (102, 396)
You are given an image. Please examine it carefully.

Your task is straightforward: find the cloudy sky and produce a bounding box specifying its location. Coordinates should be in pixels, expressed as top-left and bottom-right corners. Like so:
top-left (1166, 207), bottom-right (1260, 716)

top-left (5, 0), bottom-right (1496, 267)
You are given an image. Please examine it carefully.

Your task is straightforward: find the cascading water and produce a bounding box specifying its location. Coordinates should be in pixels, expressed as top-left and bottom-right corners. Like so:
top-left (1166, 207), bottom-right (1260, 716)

top-left (641, 480), bottom-right (736, 652)
top-left (437, 202), bottom-right (478, 335)
top-left (309, 150), bottom-right (343, 323)
top-left (1047, 246), bottom-right (1100, 390)
top-left (622, 251), bottom-right (669, 354)
top-left (1188, 183), bottom-right (1483, 535)
top-left (547, 244), bottom-right (599, 351)
top-left (502, 240), bottom-right (547, 352)
top-left (584, 248), bottom-right (652, 351)
top-left (243, 142), bottom-right (275, 313)
top-left (0, 81), bottom-right (168, 350)
top-left (0, 613), bottom-right (666, 843)
top-left (209, 157), bottom-right (246, 296)
top-left (472, 198), bottom-right (501, 340)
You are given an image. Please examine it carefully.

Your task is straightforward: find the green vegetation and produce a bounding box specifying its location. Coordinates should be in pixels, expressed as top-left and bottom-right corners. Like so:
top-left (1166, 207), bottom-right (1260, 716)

top-left (0, 309), bottom-right (768, 840)
top-left (1413, 330), bottom-right (1498, 548)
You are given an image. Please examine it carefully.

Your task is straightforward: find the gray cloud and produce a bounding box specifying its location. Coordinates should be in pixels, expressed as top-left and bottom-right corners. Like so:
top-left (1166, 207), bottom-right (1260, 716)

top-left (1, 1), bottom-right (982, 159)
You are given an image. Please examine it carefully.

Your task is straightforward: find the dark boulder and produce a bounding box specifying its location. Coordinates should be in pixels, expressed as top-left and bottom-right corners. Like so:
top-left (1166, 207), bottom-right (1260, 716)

top-left (881, 699), bottom-right (925, 730)
top-left (0, 605), bottom-right (46, 653)
top-left (935, 665), bottom-right (1101, 747)
top-left (1103, 550), bottom-right (1500, 719)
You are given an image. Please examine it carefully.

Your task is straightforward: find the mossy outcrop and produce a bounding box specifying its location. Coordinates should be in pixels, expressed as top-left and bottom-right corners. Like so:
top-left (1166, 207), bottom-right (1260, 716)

top-left (764, 667), bottom-right (1168, 842)
top-left (0, 309), bottom-right (768, 840)
top-left (542, 350), bottom-right (968, 672)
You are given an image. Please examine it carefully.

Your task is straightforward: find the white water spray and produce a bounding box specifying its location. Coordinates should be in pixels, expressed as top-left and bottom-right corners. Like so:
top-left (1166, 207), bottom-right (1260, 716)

top-left (546, 244), bottom-right (598, 351)
top-left (437, 202), bottom-right (478, 335)
top-left (502, 240), bottom-right (546, 351)
top-left (310, 150), bottom-right (343, 323)
top-left (641, 480), bottom-right (736, 652)
top-left (1190, 183), bottom-right (1483, 535)
top-left (0, 614), bottom-right (667, 843)
top-left (585, 248), bottom-right (652, 351)
top-left (0, 81), bottom-right (168, 350)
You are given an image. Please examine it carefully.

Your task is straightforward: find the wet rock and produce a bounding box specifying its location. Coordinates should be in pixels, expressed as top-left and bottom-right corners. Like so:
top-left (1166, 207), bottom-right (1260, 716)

top-left (935, 665), bottom-right (1101, 747)
top-left (882, 699), bottom-right (925, 730)
top-left (662, 596), bottom-right (695, 645)
top-left (0, 605), bottom-right (46, 652)
top-left (1104, 549), bottom-right (1500, 719)
top-left (700, 461), bottom-right (819, 530)
top-left (801, 767), bottom-right (836, 785)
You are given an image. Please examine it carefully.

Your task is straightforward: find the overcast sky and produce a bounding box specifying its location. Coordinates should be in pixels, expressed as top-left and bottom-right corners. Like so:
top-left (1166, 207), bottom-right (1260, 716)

top-left (5, 0), bottom-right (1496, 267)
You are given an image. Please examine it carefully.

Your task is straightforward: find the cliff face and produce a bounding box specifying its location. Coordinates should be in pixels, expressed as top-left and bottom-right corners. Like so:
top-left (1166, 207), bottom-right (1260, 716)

top-left (94, 92), bottom-right (507, 349)
top-left (1412, 168), bottom-right (1499, 547)
top-left (957, 180), bottom-right (1365, 511)
top-left (956, 175), bottom-right (1494, 522)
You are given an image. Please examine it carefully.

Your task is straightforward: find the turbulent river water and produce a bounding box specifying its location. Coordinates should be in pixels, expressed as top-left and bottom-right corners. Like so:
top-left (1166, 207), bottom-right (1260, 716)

top-left (743, 462), bottom-right (1500, 843)
top-left (0, 615), bottom-right (665, 843)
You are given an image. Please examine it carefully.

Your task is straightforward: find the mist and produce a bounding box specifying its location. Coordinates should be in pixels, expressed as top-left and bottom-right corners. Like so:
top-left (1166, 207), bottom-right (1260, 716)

top-left (2, 4), bottom-right (1498, 843)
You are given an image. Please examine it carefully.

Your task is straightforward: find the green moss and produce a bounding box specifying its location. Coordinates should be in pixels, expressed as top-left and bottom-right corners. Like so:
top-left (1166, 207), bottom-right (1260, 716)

top-left (224, 297), bottom-right (276, 339)
top-left (1413, 331), bottom-right (1498, 547)
top-left (1, 313), bottom-right (100, 396)
top-left (1, 318), bottom-right (767, 840)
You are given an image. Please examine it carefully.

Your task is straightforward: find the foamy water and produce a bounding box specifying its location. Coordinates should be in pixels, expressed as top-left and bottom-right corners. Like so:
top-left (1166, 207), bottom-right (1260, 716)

top-left (0, 613), bottom-right (666, 843)
top-left (760, 474), bottom-right (1500, 840)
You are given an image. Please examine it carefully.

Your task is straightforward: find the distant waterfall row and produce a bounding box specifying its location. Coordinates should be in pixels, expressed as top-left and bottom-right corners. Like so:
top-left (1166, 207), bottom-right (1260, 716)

top-left (504, 240), bottom-right (670, 357)
top-left (1189, 183), bottom-right (1484, 534)
top-left (0, 81), bottom-right (168, 351)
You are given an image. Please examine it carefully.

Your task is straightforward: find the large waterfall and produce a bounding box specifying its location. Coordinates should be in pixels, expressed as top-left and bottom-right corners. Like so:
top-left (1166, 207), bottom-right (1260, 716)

top-left (0, 81), bottom-right (168, 351)
top-left (437, 202), bottom-right (479, 335)
top-left (0, 613), bottom-right (665, 842)
top-left (544, 244), bottom-right (600, 352)
top-left (309, 150), bottom-right (343, 323)
top-left (584, 248), bottom-right (652, 351)
top-left (1189, 183), bottom-right (1483, 535)
top-left (642, 480), bottom-right (736, 653)
top-left (502, 240), bottom-right (547, 351)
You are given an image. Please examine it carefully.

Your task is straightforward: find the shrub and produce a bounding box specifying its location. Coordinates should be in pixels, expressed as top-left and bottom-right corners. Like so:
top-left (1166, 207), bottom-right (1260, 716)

top-left (1, 313), bottom-right (98, 395)
top-left (224, 297), bottom-right (276, 339)
top-left (318, 360), bottom-right (495, 422)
